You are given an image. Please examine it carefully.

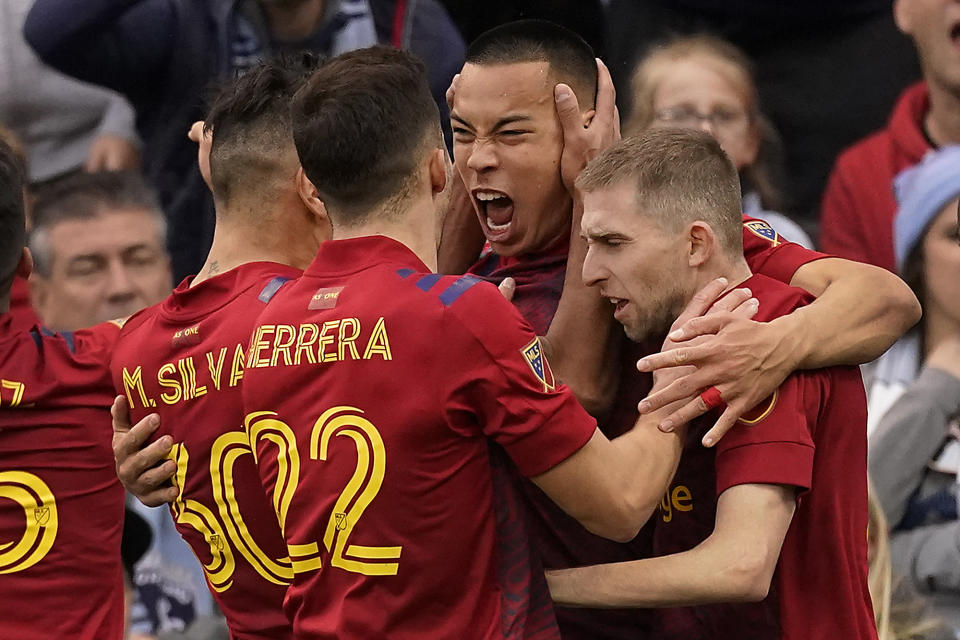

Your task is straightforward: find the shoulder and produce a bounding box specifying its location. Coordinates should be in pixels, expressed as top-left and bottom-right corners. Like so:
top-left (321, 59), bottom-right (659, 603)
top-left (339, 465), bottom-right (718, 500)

top-left (830, 128), bottom-right (897, 179)
top-left (745, 273), bottom-right (813, 323)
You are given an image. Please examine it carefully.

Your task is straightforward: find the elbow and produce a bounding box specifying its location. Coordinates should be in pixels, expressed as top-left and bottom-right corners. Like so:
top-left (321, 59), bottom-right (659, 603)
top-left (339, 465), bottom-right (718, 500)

top-left (574, 383), bottom-right (616, 420)
top-left (718, 551), bottom-right (776, 603)
top-left (893, 281), bottom-right (923, 333)
top-left (585, 497), bottom-right (656, 543)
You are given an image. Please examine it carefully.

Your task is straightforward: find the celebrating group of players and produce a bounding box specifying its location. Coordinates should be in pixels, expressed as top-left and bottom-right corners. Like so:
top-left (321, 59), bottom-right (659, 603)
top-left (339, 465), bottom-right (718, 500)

top-left (0, 20), bottom-right (924, 640)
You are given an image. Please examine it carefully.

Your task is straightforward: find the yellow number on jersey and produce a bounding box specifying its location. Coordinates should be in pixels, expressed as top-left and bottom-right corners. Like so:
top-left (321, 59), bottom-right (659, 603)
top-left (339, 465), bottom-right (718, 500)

top-left (0, 471), bottom-right (58, 573)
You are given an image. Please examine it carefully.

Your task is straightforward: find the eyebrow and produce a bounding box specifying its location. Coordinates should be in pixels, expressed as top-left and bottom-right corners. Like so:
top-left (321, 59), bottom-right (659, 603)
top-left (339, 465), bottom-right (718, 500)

top-left (581, 229), bottom-right (630, 242)
top-left (450, 113), bottom-right (533, 132)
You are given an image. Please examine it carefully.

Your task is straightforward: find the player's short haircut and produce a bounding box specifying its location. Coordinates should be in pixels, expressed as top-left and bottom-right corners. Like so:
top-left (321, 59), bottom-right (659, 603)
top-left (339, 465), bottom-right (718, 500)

top-left (29, 171), bottom-right (167, 276)
top-left (577, 128), bottom-right (743, 256)
top-left (291, 46), bottom-right (441, 224)
top-left (465, 19), bottom-right (598, 109)
top-left (204, 54), bottom-right (321, 207)
top-left (0, 138), bottom-right (26, 288)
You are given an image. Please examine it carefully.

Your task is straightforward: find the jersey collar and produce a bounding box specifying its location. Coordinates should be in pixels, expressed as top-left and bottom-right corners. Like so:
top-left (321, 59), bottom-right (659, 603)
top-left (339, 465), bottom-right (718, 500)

top-left (306, 235), bottom-right (430, 277)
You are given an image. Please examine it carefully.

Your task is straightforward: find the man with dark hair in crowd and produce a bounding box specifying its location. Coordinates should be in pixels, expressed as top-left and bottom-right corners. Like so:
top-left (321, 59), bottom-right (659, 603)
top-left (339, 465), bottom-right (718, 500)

top-left (0, 138), bottom-right (127, 639)
top-left (23, 0), bottom-right (465, 282)
top-left (448, 19), bottom-right (919, 638)
top-left (549, 129), bottom-right (877, 640)
top-left (109, 55), bottom-right (331, 640)
top-left (238, 44), bottom-right (744, 639)
top-left (28, 171), bottom-right (171, 331)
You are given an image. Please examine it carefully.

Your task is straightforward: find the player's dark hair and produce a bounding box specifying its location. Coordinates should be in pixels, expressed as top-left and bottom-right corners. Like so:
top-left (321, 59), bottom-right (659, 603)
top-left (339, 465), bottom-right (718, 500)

top-left (29, 171), bottom-right (165, 276)
top-left (577, 128), bottom-right (743, 256)
top-left (291, 46), bottom-right (440, 224)
top-left (204, 54), bottom-right (322, 206)
top-left (466, 19), bottom-right (598, 109)
top-left (0, 138), bottom-right (26, 290)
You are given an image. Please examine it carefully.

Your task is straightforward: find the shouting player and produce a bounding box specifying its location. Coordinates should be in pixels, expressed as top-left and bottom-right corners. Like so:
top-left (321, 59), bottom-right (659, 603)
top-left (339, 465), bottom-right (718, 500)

top-left (0, 139), bottom-right (126, 637)
top-left (548, 129), bottom-right (877, 640)
top-left (109, 56), bottom-right (330, 639)
top-left (238, 45), bottom-right (740, 640)
top-left (448, 19), bottom-right (917, 638)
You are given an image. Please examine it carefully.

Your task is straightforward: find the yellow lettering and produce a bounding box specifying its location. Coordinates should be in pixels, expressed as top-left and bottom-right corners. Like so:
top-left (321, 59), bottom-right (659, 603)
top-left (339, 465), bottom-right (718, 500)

top-left (363, 317), bottom-right (391, 360)
top-left (338, 318), bottom-right (361, 361)
top-left (672, 485), bottom-right (693, 512)
top-left (295, 324), bottom-right (319, 366)
top-left (660, 492), bottom-right (673, 523)
top-left (249, 325), bottom-right (276, 369)
top-left (158, 363), bottom-right (182, 405)
top-left (207, 348), bottom-right (227, 391)
top-left (0, 471), bottom-right (58, 574)
top-left (270, 325), bottom-right (296, 368)
top-left (178, 357), bottom-right (207, 401)
top-left (121, 366), bottom-right (150, 410)
top-left (0, 380), bottom-right (25, 407)
top-left (230, 344), bottom-right (246, 387)
top-left (318, 321), bottom-right (340, 363)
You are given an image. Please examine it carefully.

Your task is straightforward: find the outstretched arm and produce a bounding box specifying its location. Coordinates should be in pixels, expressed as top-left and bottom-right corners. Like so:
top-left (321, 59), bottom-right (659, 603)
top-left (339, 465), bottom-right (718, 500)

top-left (546, 483), bottom-right (796, 607)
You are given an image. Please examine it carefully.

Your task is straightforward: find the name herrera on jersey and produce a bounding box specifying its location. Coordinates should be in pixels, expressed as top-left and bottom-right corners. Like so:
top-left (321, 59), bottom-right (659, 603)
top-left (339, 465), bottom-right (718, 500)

top-left (120, 317), bottom-right (392, 410)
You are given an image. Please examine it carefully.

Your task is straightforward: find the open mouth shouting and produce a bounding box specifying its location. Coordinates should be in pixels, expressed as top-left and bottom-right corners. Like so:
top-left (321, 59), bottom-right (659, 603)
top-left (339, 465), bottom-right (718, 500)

top-left (606, 296), bottom-right (629, 321)
top-left (473, 188), bottom-right (515, 243)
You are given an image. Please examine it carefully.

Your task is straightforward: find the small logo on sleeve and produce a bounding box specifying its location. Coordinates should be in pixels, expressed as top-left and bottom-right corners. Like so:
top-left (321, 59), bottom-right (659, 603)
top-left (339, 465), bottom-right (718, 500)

top-left (744, 220), bottom-right (781, 247)
top-left (521, 337), bottom-right (555, 392)
top-left (308, 286), bottom-right (344, 310)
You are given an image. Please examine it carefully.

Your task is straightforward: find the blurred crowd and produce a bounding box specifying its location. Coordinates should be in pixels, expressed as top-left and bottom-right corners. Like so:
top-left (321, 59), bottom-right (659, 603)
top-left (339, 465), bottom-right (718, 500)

top-left (4, 0), bottom-right (960, 639)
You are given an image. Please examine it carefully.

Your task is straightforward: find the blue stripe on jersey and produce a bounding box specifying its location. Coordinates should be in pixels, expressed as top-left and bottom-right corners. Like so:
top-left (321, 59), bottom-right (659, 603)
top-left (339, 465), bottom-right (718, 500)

top-left (415, 273), bottom-right (442, 292)
top-left (62, 331), bottom-right (76, 353)
top-left (29, 329), bottom-right (42, 352)
top-left (258, 277), bottom-right (291, 304)
top-left (439, 275), bottom-right (481, 307)
top-left (396, 268), bottom-right (415, 279)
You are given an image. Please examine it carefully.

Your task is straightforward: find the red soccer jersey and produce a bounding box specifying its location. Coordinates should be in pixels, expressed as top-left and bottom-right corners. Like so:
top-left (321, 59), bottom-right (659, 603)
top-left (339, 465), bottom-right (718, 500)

top-left (0, 315), bottom-right (125, 640)
top-left (651, 273), bottom-right (876, 640)
top-left (241, 236), bottom-right (597, 640)
top-left (468, 215), bottom-right (831, 639)
top-left (110, 262), bottom-right (303, 640)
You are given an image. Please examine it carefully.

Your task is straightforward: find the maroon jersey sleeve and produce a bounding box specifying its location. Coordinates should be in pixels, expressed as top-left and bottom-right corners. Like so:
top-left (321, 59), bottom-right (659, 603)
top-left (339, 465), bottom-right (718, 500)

top-left (713, 372), bottom-right (816, 497)
top-left (443, 280), bottom-right (597, 477)
top-left (741, 215), bottom-right (831, 284)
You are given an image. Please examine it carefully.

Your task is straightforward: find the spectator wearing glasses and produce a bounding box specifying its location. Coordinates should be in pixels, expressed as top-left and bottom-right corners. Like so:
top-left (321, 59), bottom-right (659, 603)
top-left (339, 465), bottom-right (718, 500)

top-left (624, 34), bottom-right (814, 249)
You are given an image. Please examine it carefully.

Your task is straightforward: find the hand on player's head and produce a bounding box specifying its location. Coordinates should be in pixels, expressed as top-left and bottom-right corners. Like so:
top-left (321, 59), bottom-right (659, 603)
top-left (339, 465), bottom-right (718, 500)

top-left (555, 59), bottom-right (621, 195)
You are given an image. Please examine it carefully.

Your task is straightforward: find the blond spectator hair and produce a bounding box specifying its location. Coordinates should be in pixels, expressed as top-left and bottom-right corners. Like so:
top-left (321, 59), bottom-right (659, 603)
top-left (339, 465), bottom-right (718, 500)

top-left (625, 34), bottom-right (785, 212)
top-left (576, 128), bottom-right (743, 258)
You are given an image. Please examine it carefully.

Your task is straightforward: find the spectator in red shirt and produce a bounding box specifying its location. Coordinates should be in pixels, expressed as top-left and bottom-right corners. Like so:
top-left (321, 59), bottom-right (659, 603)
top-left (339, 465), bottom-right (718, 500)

top-left (548, 128), bottom-right (878, 640)
top-left (820, 0), bottom-right (960, 270)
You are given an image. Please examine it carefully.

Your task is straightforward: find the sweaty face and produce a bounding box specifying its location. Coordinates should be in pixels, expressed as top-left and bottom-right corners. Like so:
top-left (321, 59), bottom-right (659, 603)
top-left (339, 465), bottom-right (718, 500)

top-left (650, 57), bottom-right (758, 171)
top-left (451, 62), bottom-right (573, 257)
top-left (922, 200), bottom-right (960, 331)
top-left (897, 0), bottom-right (960, 92)
top-left (32, 209), bottom-right (172, 330)
top-left (580, 182), bottom-right (693, 343)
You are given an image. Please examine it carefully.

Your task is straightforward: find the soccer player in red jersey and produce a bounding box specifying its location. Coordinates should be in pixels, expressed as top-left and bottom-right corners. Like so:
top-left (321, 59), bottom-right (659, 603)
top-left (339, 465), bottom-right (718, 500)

top-left (0, 138), bottom-right (126, 639)
top-left (110, 58), bottom-right (331, 640)
top-left (547, 129), bottom-right (878, 640)
top-left (239, 46), bottom-right (717, 640)
top-left (448, 21), bottom-right (916, 638)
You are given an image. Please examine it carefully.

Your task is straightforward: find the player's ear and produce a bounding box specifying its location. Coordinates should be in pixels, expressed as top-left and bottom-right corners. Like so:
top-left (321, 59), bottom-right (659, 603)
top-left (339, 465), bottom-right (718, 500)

top-left (687, 221), bottom-right (716, 268)
top-left (17, 247), bottom-right (33, 280)
top-left (893, 0), bottom-right (912, 34)
top-left (296, 167), bottom-right (328, 223)
top-left (582, 108), bottom-right (596, 129)
top-left (428, 147), bottom-right (449, 196)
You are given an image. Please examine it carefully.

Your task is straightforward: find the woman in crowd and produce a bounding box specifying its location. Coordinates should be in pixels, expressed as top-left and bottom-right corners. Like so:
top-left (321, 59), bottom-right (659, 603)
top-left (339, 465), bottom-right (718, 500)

top-left (625, 34), bottom-right (813, 248)
top-left (868, 145), bottom-right (960, 632)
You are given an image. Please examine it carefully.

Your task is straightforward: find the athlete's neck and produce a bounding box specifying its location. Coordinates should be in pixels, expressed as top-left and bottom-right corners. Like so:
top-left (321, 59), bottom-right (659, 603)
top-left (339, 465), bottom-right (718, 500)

top-left (925, 78), bottom-right (960, 145)
top-left (692, 256), bottom-right (754, 301)
top-left (193, 208), bottom-right (322, 286)
top-left (333, 200), bottom-right (439, 273)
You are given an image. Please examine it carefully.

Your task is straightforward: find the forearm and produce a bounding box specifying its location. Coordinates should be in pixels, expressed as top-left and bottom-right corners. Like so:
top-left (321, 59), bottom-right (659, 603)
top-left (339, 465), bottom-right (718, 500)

top-left (24, 0), bottom-right (174, 95)
top-left (783, 260), bottom-right (920, 369)
top-left (543, 195), bottom-right (622, 416)
top-left (548, 536), bottom-right (756, 608)
top-left (869, 367), bottom-right (960, 524)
